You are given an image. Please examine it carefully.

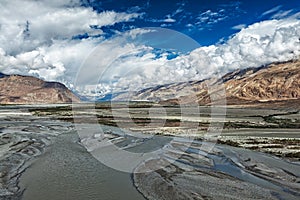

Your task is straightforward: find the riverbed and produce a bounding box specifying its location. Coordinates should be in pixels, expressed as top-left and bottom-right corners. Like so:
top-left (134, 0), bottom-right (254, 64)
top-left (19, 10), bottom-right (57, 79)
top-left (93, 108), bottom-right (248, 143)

top-left (20, 131), bottom-right (145, 200)
top-left (0, 104), bottom-right (299, 199)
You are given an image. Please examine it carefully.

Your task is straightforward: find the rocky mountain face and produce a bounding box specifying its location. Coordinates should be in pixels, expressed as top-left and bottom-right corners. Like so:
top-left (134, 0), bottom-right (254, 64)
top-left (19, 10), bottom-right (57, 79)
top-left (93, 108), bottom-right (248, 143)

top-left (114, 59), bottom-right (300, 106)
top-left (0, 73), bottom-right (80, 104)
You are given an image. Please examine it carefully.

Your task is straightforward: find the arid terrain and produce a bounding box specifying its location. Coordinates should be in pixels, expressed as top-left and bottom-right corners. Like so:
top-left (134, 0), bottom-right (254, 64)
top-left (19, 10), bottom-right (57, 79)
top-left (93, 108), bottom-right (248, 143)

top-left (25, 103), bottom-right (300, 199)
top-left (0, 73), bottom-right (80, 104)
top-left (114, 60), bottom-right (300, 107)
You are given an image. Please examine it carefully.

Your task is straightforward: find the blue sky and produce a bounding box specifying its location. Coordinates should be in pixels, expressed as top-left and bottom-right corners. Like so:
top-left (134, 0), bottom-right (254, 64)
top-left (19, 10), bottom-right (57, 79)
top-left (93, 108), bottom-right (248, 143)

top-left (85, 0), bottom-right (300, 46)
top-left (0, 0), bottom-right (299, 96)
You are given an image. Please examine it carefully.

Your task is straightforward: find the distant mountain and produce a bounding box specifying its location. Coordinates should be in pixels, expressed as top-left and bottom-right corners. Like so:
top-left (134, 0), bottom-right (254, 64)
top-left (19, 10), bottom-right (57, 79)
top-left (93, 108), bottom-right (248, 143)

top-left (0, 73), bottom-right (80, 104)
top-left (113, 59), bottom-right (300, 106)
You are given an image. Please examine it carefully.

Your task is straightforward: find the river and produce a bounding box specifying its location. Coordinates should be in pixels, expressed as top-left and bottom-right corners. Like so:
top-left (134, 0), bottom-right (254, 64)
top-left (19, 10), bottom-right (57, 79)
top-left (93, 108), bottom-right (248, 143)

top-left (18, 125), bottom-right (300, 200)
top-left (20, 131), bottom-right (146, 200)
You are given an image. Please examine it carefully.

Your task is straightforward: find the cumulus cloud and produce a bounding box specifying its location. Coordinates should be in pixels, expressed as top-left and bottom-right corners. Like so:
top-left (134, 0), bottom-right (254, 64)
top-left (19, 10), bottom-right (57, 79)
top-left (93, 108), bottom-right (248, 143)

top-left (186, 18), bottom-right (300, 77)
top-left (181, 19), bottom-right (300, 77)
top-left (0, 0), bottom-right (141, 81)
top-left (86, 18), bottom-right (300, 97)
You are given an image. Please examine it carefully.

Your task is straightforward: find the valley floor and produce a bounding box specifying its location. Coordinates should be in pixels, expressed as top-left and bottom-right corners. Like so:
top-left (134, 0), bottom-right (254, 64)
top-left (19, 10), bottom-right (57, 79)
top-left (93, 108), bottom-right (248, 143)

top-left (0, 103), bottom-right (299, 199)
top-left (47, 102), bottom-right (300, 161)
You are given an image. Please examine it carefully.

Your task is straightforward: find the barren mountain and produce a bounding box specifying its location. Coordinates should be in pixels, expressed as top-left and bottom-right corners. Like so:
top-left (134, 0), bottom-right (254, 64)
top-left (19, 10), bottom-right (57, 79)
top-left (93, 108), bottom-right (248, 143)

top-left (0, 73), bottom-right (80, 104)
top-left (114, 59), bottom-right (300, 106)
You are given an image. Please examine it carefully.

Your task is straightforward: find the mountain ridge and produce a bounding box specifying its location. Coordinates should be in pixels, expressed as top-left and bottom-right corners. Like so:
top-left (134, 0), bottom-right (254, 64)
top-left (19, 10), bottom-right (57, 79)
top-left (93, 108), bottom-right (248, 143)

top-left (113, 59), bottom-right (300, 107)
top-left (0, 73), bottom-right (80, 104)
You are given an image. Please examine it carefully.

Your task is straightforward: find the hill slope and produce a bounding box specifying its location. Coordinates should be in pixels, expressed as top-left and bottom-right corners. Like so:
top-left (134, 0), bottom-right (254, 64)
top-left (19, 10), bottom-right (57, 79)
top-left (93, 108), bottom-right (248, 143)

top-left (0, 73), bottom-right (80, 104)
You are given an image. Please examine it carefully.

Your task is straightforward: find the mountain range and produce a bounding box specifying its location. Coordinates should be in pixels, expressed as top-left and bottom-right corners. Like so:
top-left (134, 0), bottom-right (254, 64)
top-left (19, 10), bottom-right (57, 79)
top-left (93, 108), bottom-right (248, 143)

top-left (114, 59), bottom-right (300, 107)
top-left (0, 59), bottom-right (299, 105)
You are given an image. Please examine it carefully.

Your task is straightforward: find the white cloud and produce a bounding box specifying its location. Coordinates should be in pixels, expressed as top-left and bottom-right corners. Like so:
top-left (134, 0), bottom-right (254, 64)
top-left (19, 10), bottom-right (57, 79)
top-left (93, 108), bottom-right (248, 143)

top-left (37, 0), bottom-right (82, 7)
top-left (0, 0), bottom-right (140, 55)
top-left (262, 5), bottom-right (282, 16)
top-left (0, 0), bottom-right (141, 82)
top-left (148, 15), bottom-right (176, 24)
top-left (163, 16), bottom-right (176, 23)
top-left (173, 7), bottom-right (184, 16)
top-left (185, 18), bottom-right (300, 78)
top-left (232, 24), bottom-right (246, 30)
top-left (261, 5), bottom-right (297, 20)
top-left (271, 10), bottom-right (293, 19)
top-left (194, 18), bottom-right (300, 76)
top-left (195, 9), bottom-right (228, 28)
top-left (125, 28), bottom-right (156, 39)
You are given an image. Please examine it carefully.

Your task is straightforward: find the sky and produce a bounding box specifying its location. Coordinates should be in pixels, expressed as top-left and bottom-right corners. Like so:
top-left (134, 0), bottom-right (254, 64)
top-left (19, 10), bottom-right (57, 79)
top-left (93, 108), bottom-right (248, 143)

top-left (0, 0), bottom-right (300, 97)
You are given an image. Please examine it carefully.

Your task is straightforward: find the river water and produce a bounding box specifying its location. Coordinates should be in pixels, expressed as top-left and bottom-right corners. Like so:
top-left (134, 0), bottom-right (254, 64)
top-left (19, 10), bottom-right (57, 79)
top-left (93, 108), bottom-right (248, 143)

top-left (20, 131), bottom-right (146, 200)
top-left (19, 125), bottom-right (300, 200)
